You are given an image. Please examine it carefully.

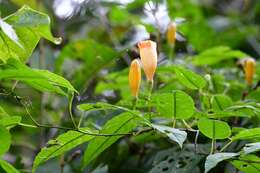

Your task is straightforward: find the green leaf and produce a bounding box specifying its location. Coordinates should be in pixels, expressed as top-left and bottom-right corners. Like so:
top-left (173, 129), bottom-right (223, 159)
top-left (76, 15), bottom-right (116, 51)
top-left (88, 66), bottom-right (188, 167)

top-left (242, 142), bottom-right (260, 155)
top-left (204, 153), bottom-right (239, 173)
top-left (0, 5), bottom-right (61, 63)
top-left (32, 129), bottom-right (94, 173)
top-left (211, 95), bottom-right (233, 111)
top-left (231, 155), bottom-right (260, 173)
top-left (232, 128), bottom-right (260, 141)
top-left (55, 39), bottom-right (118, 89)
top-left (0, 59), bottom-right (77, 96)
top-left (198, 118), bottom-right (231, 139)
top-left (0, 116), bottom-right (21, 128)
top-left (0, 125), bottom-right (11, 156)
top-left (83, 112), bottom-right (139, 167)
top-left (0, 159), bottom-right (20, 173)
top-left (0, 107), bottom-right (9, 118)
top-left (153, 90), bottom-right (195, 119)
top-left (173, 66), bottom-right (206, 89)
top-left (192, 46), bottom-right (247, 66)
top-left (152, 124), bottom-right (187, 148)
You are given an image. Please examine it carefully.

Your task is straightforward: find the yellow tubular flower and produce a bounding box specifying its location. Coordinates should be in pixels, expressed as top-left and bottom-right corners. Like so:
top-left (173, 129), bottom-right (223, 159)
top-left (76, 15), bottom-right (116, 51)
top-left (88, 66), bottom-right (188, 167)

top-left (244, 58), bottom-right (256, 86)
top-left (167, 21), bottom-right (177, 45)
top-left (129, 59), bottom-right (141, 97)
top-left (138, 40), bottom-right (158, 81)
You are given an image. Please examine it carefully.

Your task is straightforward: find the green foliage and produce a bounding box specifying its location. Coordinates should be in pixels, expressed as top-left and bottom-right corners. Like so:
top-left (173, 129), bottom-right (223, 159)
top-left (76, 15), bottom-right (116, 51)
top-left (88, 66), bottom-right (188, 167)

top-left (0, 1), bottom-right (260, 173)
top-left (32, 129), bottom-right (94, 173)
top-left (0, 125), bottom-right (11, 156)
top-left (0, 59), bottom-right (76, 96)
top-left (231, 155), bottom-right (260, 173)
top-left (83, 112), bottom-right (139, 167)
top-left (204, 153), bottom-right (239, 173)
top-left (0, 159), bottom-right (20, 173)
top-left (153, 90), bottom-right (195, 119)
top-left (231, 128), bottom-right (260, 141)
top-left (173, 66), bottom-right (206, 89)
top-left (198, 118), bottom-right (231, 139)
top-left (0, 5), bottom-right (61, 63)
top-left (192, 46), bottom-right (247, 66)
top-left (55, 39), bottom-right (118, 89)
top-left (152, 124), bottom-right (187, 148)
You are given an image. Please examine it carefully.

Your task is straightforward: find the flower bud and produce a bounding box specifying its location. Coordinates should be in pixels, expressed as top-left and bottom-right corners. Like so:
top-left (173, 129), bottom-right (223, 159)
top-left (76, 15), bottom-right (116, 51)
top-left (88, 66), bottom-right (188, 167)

top-left (129, 59), bottom-right (141, 97)
top-left (138, 40), bottom-right (157, 81)
top-left (167, 21), bottom-right (177, 45)
top-left (243, 57), bottom-right (255, 86)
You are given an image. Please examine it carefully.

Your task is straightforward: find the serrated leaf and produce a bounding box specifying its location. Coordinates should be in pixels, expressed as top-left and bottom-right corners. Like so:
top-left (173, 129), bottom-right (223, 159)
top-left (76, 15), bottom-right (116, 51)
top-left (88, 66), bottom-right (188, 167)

top-left (192, 46), bottom-right (247, 66)
top-left (204, 153), bottom-right (239, 173)
top-left (83, 112), bottom-right (139, 167)
top-left (232, 128), bottom-right (260, 141)
top-left (32, 129), bottom-right (94, 173)
top-left (0, 159), bottom-right (20, 173)
top-left (173, 66), bottom-right (206, 89)
top-left (0, 5), bottom-right (61, 63)
top-left (198, 118), bottom-right (231, 139)
top-left (153, 90), bottom-right (195, 119)
top-left (0, 125), bottom-right (11, 156)
top-left (152, 124), bottom-right (187, 148)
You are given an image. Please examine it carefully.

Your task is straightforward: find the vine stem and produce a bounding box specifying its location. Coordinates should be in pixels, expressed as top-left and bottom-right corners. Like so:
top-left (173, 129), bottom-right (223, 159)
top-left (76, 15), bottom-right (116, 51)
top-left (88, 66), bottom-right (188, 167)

top-left (69, 93), bottom-right (77, 129)
top-left (220, 140), bottom-right (233, 152)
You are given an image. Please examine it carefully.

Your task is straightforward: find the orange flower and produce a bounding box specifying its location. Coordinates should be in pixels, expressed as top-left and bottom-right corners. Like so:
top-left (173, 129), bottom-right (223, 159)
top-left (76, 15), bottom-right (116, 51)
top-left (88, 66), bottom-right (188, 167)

top-left (138, 40), bottom-right (157, 81)
top-left (129, 59), bottom-right (141, 97)
top-left (167, 21), bottom-right (177, 45)
top-left (244, 58), bottom-right (256, 86)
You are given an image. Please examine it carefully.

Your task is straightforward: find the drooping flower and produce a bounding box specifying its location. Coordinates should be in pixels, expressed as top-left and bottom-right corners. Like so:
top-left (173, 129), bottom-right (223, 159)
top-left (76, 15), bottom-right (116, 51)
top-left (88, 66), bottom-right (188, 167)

top-left (167, 21), bottom-right (177, 45)
top-left (129, 59), bottom-right (141, 97)
top-left (243, 57), bottom-right (256, 86)
top-left (138, 40), bottom-right (157, 81)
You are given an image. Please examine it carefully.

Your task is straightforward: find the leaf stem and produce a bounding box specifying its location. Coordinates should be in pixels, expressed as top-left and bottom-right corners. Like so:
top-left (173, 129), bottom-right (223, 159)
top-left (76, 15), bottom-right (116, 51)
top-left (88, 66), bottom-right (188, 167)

top-left (69, 93), bottom-right (77, 129)
top-left (220, 140), bottom-right (233, 152)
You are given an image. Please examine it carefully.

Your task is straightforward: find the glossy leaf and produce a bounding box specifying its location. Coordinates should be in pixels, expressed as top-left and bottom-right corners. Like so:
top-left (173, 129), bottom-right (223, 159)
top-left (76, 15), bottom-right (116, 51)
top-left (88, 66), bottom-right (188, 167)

top-left (232, 128), bottom-right (260, 141)
top-left (231, 155), bottom-right (260, 173)
top-left (83, 112), bottom-right (139, 167)
top-left (211, 95), bottom-right (233, 111)
top-left (173, 66), bottom-right (206, 89)
top-left (153, 90), bottom-right (195, 119)
top-left (0, 159), bottom-right (20, 173)
top-left (0, 5), bottom-right (61, 63)
top-left (0, 59), bottom-right (76, 96)
top-left (0, 125), bottom-right (11, 156)
top-left (204, 153), bottom-right (239, 173)
top-left (152, 124), bottom-right (187, 148)
top-left (242, 142), bottom-right (260, 155)
top-left (32, 129), bottom-right (94, 173)
top-left (198, 118), bottom-right (231, 139)
top-left (0, 116), bottom-right (21, 128)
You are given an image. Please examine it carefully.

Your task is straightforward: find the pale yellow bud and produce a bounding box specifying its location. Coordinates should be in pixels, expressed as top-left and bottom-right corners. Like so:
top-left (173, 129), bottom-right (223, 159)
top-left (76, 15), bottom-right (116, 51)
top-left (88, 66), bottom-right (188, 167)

top-left (243, 57), bottom-right (256, 86)
top-left (129, 59), bottom-right (141, 97)
top-left (167, 21), bottom-right (177, 45)
top-left (138, 40), bottom-right (157, 81)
